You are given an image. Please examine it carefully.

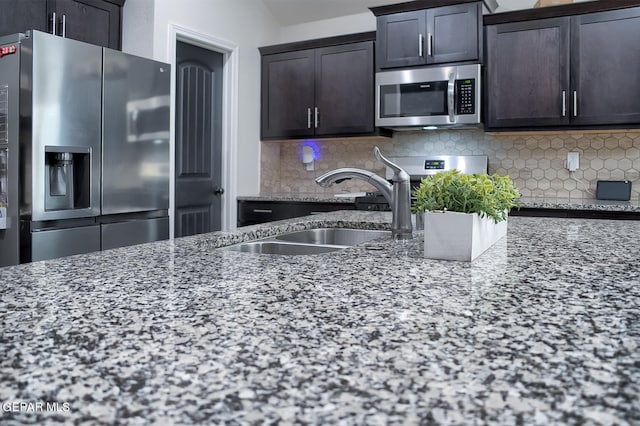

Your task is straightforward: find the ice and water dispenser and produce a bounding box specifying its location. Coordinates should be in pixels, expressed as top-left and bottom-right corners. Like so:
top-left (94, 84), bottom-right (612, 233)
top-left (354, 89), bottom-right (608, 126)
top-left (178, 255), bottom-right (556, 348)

top-left (44, 148), bottom-right (91, 212)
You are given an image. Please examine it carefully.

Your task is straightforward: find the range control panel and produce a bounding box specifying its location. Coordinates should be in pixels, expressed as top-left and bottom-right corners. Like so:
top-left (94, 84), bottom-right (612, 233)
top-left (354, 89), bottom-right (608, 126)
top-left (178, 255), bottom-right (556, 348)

top-left (424, 160), bottom-right (445, 170)
top-left (455, 79), bottom-right (475, 115)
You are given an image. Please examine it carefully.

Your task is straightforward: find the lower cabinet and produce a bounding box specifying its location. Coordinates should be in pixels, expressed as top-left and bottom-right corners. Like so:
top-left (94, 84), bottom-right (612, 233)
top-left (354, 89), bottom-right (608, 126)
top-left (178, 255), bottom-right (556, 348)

top-left (237, 200), bottom-right (355, 227)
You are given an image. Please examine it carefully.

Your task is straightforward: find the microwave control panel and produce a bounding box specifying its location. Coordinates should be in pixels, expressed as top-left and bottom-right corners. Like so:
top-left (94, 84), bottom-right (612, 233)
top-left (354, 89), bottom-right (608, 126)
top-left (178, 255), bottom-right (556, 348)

top-left (455, 79), bottom-right (475, 115)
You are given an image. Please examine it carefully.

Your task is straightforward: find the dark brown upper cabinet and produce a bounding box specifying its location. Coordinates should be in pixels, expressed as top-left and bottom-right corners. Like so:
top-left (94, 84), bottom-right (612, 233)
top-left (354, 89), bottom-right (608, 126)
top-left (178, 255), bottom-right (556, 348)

top-left (375, 1), bottom-right (482, 69)
top-left (485, 18), bottom-right (570, 128)
top-left (486, 6), bottom-right (640, 130)
top-left (261, 49), bottom-right (315, 140)
top-left (570, 8), bottom-right (640, 126)
top-left (0, 0), bottom-right (123, 49)
top-left (260, 34), bottom-right (383, 140)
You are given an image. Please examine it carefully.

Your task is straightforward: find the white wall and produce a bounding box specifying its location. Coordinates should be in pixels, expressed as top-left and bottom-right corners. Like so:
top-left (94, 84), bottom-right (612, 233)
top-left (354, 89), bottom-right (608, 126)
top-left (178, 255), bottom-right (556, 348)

top-left (277, 12), bottom-right (376, 43)
top-left (122, 0), bottom-right (281, 202)
top-left (121, 0), bottom-right (155, 58)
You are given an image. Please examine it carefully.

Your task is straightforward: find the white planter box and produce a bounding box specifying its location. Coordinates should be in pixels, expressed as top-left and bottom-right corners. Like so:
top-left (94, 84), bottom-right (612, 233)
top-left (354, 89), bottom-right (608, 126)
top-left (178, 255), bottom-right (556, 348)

top-left (423, 211), bottom-right (508, 261)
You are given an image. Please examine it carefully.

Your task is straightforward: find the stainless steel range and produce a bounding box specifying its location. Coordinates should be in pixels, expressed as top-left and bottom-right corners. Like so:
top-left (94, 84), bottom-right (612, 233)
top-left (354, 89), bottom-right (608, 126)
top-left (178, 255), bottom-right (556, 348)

top-left (355, 155), bottom-right (488, 211)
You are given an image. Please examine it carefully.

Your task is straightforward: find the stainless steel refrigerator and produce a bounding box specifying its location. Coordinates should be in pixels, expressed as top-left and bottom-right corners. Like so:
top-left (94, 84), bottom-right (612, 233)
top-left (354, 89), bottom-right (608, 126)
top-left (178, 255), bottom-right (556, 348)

top-left (0, 30), bottom-right (169, 267)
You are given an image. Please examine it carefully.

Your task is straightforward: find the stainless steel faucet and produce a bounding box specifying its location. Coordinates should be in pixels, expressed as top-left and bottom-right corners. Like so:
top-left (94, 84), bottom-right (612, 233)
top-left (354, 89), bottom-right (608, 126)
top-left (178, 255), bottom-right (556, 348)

top-left (315, 147), bottom-right (413, 240)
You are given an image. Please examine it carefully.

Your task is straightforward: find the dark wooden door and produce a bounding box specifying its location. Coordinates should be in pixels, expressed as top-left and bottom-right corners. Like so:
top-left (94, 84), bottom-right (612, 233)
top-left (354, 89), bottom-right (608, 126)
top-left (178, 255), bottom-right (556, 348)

top-left (0, 0), bottom-right (49, 36)
top-left (570, 7), bottom-right (640, 125)
top-left (486, 18), bottom-right (570, 129)
top-left (427, 2), bottom-right (480, 64)
top-left (376, 10), bottom-right (426, 69)
top-left (315, 41), bottom-right (374, 136)
top-left (261, 49), bottom-right (315, 139)
top-left (53, 0), bottom-right (121, 49)
top-left (175, 42), bottom-right (224, 237)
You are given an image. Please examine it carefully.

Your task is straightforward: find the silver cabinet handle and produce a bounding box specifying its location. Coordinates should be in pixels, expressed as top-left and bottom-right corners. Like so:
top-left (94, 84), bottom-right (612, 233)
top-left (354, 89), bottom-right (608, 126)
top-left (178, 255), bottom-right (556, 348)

top-left (61, 14), bottom-right (66, 38)
top-left (562, 90), bottom-right (566, 117)
top-left (573, 91), bottom-right (578, 117)
top-left (253, 209), bottom-right (273, 213)
top-left (418, 34), bottom-right (424, 57)
top-left (51, 12), bottom-right (57, 35)
top-left (314, 107), bottom-right (319, 129)
top-left (447, 72), bottom-right (456, 123)
top-left (307, 108), bottom-right (312, 129)
top-left (427, 33), bottom-right (433, 56)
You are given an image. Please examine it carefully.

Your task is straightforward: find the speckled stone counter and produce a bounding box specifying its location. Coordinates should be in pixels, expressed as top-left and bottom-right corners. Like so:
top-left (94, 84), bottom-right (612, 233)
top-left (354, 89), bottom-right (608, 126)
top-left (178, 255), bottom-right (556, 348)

top-left (238, 193), bottom-right (362, 203)
top-left (1, 212), bottom-right (639, 425)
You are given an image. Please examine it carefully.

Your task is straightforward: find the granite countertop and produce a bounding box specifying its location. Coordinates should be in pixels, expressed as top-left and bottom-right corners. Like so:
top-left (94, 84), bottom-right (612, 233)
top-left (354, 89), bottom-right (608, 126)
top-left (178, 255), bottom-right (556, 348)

top-left (1, 212), bottom-right (639, 424)
top-left (517, 196), bottom-right (640, 212)
top-left (239, 194), bottom-right (640, 212)
top-left (238, 193), bottom-right (364, 203)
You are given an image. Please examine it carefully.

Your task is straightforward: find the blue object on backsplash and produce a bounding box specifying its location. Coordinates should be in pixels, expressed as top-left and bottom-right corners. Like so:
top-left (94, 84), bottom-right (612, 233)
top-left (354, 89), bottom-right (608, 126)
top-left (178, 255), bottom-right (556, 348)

top-left (299, 140), bottom-right (321, 162)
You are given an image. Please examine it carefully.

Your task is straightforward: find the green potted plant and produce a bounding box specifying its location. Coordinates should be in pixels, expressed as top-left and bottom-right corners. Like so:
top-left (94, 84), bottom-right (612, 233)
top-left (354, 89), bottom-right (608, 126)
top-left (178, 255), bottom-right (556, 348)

top-left (412, 170), bottom-right (520, 261)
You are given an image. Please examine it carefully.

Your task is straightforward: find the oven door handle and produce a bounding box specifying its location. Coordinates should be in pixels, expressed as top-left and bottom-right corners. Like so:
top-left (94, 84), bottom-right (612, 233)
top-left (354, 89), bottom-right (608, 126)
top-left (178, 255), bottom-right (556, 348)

top-left (447, 72), bottom-right (456, 123)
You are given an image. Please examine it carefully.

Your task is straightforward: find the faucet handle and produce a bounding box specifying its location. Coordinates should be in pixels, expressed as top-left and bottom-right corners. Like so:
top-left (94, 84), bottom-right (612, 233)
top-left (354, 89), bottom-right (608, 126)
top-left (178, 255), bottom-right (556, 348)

top-left (373, 147), bottom-right (408, 180)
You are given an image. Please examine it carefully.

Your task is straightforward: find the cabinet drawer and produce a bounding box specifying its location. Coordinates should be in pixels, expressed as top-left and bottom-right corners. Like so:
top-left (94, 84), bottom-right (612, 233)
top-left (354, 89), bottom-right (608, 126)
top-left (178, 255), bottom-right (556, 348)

top-left (237, 200), bottom-right (355, 227)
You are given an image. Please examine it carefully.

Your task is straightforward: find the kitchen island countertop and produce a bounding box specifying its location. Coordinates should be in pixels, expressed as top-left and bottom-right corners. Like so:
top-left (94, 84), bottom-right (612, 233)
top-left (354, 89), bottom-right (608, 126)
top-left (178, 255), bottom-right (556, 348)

top-left (1, 211), bottom-right (639, 425)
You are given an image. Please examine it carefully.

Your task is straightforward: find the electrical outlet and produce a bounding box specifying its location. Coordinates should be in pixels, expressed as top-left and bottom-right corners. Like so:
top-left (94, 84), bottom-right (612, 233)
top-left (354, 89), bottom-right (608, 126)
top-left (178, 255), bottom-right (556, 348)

top-left (567, 151), bottom-right (579, 172)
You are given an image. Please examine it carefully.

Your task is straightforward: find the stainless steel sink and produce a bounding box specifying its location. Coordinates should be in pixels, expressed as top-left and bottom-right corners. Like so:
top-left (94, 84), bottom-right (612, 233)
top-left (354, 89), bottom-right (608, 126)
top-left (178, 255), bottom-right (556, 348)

top-left (221, 241), bottom-right (343, 255)
top-left (275, 228), bottom-right (391, 246)
top-left (220, 228), bottom-right (391, 256)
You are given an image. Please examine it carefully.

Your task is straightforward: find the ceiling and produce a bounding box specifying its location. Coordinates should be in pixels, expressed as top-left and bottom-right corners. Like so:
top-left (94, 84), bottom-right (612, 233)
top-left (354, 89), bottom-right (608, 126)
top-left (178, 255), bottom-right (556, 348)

top-left (261, 0), bottom-right (410, 26)
top-left (261, 0), bottom-right (595, 26)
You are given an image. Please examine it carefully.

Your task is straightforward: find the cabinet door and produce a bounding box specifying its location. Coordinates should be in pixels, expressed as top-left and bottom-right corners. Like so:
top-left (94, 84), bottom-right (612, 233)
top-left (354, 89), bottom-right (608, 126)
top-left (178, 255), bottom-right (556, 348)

top-left (486, 18), bottom-right (570, 128)
top-left (376, 11), bottom-right (426, 69)
top-left (570, 7), bottom-right (640, 126)
top-left (0, 0), bottom-right (49, 36)
top-left (427, 2), bottom-right (480, 64)
top-left (53, 0), bottom-right (121, 49)
top-left (315, 41), bottom-right (374, 136)
top-left (261, 50), bottom-right (315, 139)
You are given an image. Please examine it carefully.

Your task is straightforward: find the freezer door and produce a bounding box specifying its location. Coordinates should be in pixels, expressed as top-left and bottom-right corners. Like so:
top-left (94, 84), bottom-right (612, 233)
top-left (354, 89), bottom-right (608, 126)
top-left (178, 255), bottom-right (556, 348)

top-left (101, 217), bottom-right (169, 250)
top-left (102, 49), bottom-right (170, 215)
top-left (30, 225), bottom-right (101, 262)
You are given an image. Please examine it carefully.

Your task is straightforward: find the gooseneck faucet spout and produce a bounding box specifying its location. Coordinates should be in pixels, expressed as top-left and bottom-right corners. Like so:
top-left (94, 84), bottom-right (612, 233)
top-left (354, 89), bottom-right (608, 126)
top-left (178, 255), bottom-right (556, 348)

top-left (315, 147), bottom-right (413, 240)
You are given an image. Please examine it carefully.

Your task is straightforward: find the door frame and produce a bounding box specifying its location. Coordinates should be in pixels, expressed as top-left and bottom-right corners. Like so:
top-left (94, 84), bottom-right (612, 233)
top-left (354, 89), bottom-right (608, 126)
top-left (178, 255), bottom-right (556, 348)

top-left (167, 23), bottom-right (239, 238)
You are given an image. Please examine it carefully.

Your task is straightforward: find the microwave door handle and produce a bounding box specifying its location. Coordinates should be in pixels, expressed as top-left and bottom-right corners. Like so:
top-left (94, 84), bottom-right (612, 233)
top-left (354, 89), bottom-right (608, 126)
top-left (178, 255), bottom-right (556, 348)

top-left (447, 72), bottom-right (456, 123)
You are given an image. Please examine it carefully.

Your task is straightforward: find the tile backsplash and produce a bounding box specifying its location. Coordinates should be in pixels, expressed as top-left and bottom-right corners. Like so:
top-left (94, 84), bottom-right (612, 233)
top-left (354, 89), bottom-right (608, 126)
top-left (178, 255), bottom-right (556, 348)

top-left (261, 130), bottom-right (640, 200)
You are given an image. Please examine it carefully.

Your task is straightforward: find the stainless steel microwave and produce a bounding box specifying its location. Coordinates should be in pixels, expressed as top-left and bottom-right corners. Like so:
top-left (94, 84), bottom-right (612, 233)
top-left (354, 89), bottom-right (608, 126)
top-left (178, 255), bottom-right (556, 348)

top-left (375, 64), bottom-right (481, 129)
